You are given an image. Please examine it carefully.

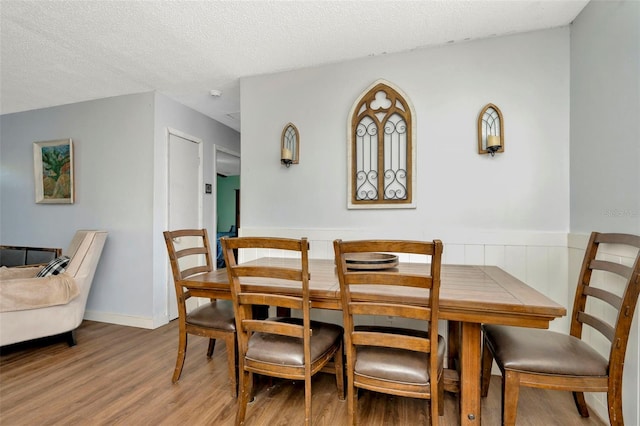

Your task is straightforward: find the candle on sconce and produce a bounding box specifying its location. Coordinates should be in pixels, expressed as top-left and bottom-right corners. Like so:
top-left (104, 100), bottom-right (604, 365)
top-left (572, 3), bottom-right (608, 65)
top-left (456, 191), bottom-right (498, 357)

top-left (282, 148), bottom-right (292, 161)
top-left (487, 135), bottom-right (501, 149)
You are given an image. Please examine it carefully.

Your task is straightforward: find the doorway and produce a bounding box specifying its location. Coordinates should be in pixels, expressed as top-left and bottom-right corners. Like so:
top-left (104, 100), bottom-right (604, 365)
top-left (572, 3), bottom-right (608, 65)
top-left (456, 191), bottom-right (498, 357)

top-left (213, 145), bottom-right (240, 268)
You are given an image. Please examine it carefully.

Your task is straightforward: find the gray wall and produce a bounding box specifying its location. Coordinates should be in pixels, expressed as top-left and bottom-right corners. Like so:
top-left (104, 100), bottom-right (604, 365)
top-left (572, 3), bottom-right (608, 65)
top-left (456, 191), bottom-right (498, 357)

top-left (1, 93), bottom-right (155, 318)
top-left (0, 91), bottom-right (240, 327)
top-left (570, 0), bottom-right (639, 235)
top-left (241, 28), bottom-right (571, 238)
top-left (570, 1), bottom-right (640, 423)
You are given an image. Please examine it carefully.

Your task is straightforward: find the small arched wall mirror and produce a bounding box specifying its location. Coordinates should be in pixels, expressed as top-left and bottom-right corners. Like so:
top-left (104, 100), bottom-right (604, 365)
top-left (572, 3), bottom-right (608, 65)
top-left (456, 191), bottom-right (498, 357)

top-left (478, 103), bottom-right (504, 156)
top-left (281, 123), bottom-right (299, 167)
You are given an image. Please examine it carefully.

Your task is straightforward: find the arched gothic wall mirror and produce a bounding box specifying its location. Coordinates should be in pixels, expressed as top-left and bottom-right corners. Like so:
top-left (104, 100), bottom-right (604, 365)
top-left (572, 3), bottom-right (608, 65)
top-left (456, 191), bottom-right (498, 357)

top-left (347, 79), bottom-right (416, 209)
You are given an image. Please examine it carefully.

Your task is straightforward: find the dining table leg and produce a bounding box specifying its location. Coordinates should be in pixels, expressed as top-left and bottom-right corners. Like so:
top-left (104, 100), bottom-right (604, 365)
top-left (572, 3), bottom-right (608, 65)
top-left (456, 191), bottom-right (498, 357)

top-left (459, 321), bottom-right (482, 425)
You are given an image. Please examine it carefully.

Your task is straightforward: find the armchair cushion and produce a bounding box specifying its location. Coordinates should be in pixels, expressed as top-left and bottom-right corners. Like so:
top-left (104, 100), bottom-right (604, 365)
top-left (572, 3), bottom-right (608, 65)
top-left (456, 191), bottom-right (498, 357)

top-left (36, 256), bottom-right (71, 277)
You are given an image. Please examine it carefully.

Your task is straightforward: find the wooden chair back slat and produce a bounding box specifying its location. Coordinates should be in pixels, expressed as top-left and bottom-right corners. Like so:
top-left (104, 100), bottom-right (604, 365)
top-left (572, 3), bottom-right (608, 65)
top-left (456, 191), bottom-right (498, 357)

top-left (576, 311), bottom-right (615, 342)
top-left (243, 319), bottom-right (305, 338)
top-left (175, 246), bottom-right (208, 258)
top-left (352, 332), bottom-right (431, 352)
top-left (582, 286), bottom-right (622, 310)
top-left (233, 265), bottom-right (304, 281)
top-left (350, 302), bottom-right (431, 320)
top-left (180, 265), bottom-right (210, 280)
top-left (238, 293), bottom-right (303, 310)
top-left (595, 232), bottom-right (640, 246)
top-left (589, 259), bottom-right (633, 280)
top-left (344, 272), bottom-right (433, 289)
top-left (336, 239), bottom-right (440, 256)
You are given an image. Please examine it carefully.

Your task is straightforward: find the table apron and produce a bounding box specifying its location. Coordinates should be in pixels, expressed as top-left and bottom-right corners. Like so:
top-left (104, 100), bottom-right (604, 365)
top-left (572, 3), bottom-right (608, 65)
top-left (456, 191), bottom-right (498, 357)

top-left (185, 286), bottom-right (557, 328)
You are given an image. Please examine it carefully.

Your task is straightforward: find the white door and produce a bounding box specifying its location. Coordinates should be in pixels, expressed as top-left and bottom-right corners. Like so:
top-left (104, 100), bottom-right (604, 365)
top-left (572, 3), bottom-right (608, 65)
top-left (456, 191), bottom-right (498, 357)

top-left (168, 129), bottom-right (203, 320)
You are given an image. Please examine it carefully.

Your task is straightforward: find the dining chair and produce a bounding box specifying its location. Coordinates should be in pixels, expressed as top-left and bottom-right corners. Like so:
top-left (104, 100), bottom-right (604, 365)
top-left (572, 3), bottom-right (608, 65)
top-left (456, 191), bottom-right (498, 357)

top-left (481, 232), bottom-right (640, 426)
top-left (220, 236), bottom-right (345, 426)
top-left (163, 229), bottom-right (237, 397)
top-left (333, 239), bottom-right (445, 426)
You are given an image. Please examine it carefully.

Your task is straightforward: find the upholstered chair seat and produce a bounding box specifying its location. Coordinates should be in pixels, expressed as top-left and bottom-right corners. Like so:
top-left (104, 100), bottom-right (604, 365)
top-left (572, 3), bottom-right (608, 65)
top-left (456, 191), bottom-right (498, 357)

top-left (355, 333), bottom-right (446, 384)
top-left (187, 302), bottom-right (236, 331)
top-left (483, 325), bottom-right (608, 376)
top-left (246, 317), bottom-right (343, 366)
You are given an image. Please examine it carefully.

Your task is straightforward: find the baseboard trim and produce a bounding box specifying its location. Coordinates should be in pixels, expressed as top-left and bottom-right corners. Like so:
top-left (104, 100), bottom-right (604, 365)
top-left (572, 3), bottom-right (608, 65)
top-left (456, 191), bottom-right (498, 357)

top-left (84, 310), bottom-right (155, 329)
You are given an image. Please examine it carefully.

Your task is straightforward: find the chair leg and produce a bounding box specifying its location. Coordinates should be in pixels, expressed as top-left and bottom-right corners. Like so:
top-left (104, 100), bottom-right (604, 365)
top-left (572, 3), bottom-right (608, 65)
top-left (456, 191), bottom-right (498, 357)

top-left (225, 333), bottom-right (238, 398)
top-left (172, 332), bottom-right (188, 383)
top-left (334, 341), bottom-right (345, 400)
top-left (247, 371), bottom-right (255, 403)
top-left (502, 370), bottom-right (520, 426)
top-left (606, 390), bottom-right (623, 426)
top-left (347, 372), bottom-right (357, 425)
top-left (431, 378), bottom-right (441, 426)
top-left (207, 338), bottom-right (216, 357)
top-left (480, 338), bottom-right (493, 398)
top-left (236, 368), bottom-right (251, 426)
top-left (304, 372), bottom-right (312, 426)
top-left (572, 391), bottom-right (590, 417)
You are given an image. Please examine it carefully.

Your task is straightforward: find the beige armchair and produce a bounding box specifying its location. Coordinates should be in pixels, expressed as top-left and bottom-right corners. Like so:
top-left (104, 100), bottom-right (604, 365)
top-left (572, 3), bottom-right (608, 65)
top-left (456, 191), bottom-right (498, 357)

top-left (0, 230), bottom-right (107, 347)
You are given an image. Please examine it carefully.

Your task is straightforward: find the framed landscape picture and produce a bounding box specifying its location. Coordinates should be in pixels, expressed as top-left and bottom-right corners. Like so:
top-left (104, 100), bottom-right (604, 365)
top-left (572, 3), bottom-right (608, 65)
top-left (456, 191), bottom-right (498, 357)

top-left (33, 139), bottom-right (74, 204)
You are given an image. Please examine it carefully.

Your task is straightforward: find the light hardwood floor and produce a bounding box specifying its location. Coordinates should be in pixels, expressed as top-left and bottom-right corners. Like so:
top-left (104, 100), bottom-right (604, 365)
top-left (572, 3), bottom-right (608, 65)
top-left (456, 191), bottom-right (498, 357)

top-left (0, 320), bottom-right (606, 425)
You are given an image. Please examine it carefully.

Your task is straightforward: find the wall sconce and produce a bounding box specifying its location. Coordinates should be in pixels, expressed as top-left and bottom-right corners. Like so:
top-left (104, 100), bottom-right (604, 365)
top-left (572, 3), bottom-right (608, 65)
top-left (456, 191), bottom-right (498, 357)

top-left (478, 103), bottom-right (504, 157)
top-left (281, 123), bottom-right (299, 167)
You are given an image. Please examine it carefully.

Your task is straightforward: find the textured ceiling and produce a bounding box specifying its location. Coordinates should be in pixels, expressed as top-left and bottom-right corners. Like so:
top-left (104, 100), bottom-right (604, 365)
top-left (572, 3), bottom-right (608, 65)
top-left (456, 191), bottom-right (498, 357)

top-left (1, 0), bottom-right (589, 131)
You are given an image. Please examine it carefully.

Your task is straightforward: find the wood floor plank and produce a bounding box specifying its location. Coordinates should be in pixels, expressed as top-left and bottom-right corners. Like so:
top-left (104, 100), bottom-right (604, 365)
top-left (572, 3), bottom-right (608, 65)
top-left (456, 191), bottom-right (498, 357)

top-left (1, 320), bottom-right (607, 425)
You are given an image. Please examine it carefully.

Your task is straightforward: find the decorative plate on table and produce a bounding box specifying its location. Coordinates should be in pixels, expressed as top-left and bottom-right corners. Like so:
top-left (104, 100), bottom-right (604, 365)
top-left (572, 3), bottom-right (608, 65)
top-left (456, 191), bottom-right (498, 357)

top-left (345, 253), bottom-right (399, 270)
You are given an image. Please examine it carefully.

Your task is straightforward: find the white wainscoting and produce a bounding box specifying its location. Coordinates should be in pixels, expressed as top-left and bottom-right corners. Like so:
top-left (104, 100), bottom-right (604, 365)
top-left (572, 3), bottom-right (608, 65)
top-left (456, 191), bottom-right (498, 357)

top-left (240, 227), bottom-right (571, 334)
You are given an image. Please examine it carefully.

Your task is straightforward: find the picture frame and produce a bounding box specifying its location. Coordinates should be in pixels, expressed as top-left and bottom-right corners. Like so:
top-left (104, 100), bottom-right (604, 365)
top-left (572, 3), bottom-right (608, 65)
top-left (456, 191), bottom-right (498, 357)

top-left (33, 139), bottom-right (74, 204)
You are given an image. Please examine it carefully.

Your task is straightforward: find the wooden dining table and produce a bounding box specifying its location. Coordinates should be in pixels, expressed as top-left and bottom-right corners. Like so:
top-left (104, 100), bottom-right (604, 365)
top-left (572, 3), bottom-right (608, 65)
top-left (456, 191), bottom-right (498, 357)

top-left (182, 257), bottom-right (566, 425)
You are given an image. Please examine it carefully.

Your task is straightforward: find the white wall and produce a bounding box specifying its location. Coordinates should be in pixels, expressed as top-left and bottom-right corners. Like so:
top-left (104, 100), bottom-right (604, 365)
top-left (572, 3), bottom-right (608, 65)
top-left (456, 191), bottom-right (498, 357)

top-left (570, 1), bottom-right (640, 423)
top-left (0, 91), bottom-right (240, 328)
top-left (240, 28), bottom-right (572, 330)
